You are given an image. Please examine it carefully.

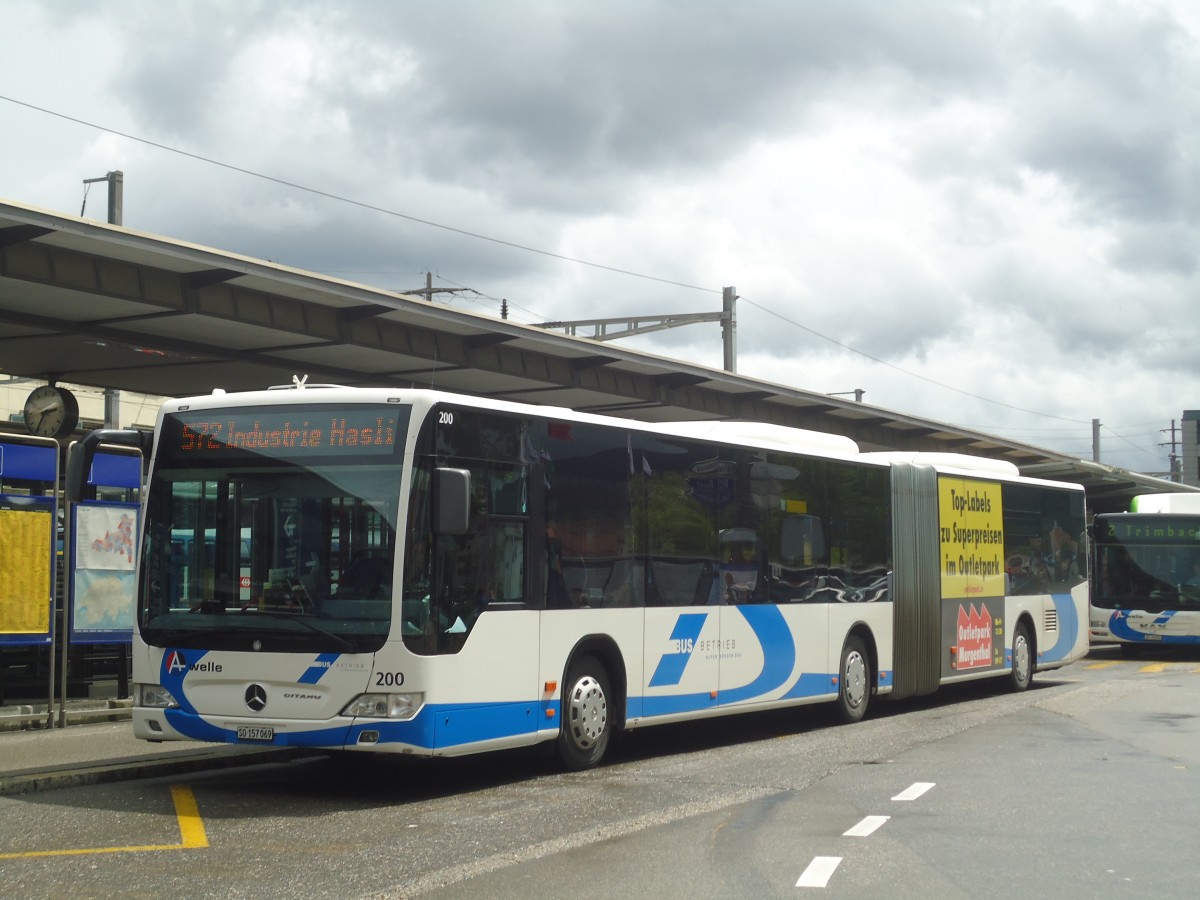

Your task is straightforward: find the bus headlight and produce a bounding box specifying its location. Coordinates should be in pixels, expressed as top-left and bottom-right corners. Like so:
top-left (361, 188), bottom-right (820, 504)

top-left (135, 683), bottom-right (179, 709)
top-left (341, 693), bottom-right (424, 720)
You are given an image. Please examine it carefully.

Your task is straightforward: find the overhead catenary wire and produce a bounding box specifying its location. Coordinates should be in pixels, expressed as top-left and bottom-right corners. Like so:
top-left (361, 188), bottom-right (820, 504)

top-left (0, 92), bottom-right (1157, 438)
top-left (1, 95), bottom-right (716, 295)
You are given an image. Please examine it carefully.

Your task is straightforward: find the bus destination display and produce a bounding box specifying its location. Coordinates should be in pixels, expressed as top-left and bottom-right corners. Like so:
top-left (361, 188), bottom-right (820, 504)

top-left (164, 406), bottom-right (406, 459)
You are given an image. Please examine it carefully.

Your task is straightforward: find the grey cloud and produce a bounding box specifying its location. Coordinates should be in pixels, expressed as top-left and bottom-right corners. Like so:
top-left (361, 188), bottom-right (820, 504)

top-left (94, 1), bottom-right (1010, 215)
top-left (7, 0), bottom-right (1200, 474)
top-left (1006, 8), bottom-right (1198, 222)
top-left (1108, 222), bottom-right (1200, 276)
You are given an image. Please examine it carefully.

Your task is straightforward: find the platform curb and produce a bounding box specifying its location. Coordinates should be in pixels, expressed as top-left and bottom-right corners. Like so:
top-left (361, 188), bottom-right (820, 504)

top-left (0, 746), bottom-right (317, 796)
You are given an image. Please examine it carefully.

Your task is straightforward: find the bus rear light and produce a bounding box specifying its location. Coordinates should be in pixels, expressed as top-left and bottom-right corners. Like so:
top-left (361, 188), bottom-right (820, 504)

top-left (135, 683), bottom-right (179, 709)
top-left (341, 692), bottom-right (423, 720)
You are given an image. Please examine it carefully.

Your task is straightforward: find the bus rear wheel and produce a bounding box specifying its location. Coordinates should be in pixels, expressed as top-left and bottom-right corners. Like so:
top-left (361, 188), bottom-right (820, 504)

top-left (837, 635), bottom-right (871, 723)
top-left (557, 654), bottom-right (612, 770)
top-left (1009, 622), bottom-right (1033, 692)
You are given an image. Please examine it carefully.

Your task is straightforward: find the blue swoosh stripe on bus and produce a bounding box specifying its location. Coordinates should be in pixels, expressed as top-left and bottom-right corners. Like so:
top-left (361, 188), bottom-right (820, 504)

top-left (648, 613), bottom-right (709, 687)
top-left (717, 606), bottom-right (795, 704)
top-left (640, 691), bottom-right (719, 717)
top-left (164, 708), bottom-right (229, 742)
top-left (351, 703), bottom-right (531, 750)
top-left (781, 671), bottom-right (837, 699)
top-left (160, 648), bottom-right (206, 716)
top-left (298, 652), bottom-right (341, 684)
top-left (1040, 593), bottom-right (1081, 662)
top-left (1109, 610), bottom-right (1200, 644)
top-left (164, 709), bottom-right (355, 746)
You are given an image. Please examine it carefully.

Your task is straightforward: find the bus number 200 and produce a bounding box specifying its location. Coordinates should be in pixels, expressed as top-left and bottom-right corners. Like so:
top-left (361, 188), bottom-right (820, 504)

top-left (375, 671), bottom-right (405, 687)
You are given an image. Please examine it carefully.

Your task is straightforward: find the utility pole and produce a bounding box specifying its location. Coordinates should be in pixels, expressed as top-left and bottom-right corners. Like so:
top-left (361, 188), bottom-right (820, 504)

top-left (400, 272), bottom-right (474, 303)
top-left (82, 171), bottom-right (124, 429)
top-left (1092, 418), bottom-right (1101, 462)
top-left (1161, 419), bottom-right (1181, 481)
top-left (722, 286), bottom-right (737, 373)
top-left (61, 170), bottom-right (127, 727)
top-left (535, 286), bottom-right (739, 374)
top-left (82, 169), bottom-right (122, 225)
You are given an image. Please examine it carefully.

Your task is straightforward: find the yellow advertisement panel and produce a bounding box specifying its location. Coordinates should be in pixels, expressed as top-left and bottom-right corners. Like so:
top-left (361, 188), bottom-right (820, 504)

top-left (0, 507), bottom-right (53, 633)
top-left (938, 477), bottom-right (1005, 599)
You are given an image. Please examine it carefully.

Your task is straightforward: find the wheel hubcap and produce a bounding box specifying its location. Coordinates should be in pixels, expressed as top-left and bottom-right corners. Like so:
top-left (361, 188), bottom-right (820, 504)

top-left (567, 675), bottom-right (607, 748)
top-left (1014, 636), bottom-right (1030, 685)
top-left (844, 650), bottom-right (866, 709)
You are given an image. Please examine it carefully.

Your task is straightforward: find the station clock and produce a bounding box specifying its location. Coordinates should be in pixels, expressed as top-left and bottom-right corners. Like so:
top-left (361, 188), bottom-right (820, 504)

top-left (22, 384), bottom-right (80, 439)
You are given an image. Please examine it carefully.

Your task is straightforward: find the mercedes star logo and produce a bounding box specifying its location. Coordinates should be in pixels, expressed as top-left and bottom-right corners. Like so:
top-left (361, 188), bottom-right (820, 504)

top-left (245, 683), bottom-right (268, 712)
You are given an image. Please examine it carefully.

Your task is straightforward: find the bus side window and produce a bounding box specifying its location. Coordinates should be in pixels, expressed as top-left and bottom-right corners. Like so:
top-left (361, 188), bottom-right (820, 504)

top-left (429, 461), bottom-right (531, 651)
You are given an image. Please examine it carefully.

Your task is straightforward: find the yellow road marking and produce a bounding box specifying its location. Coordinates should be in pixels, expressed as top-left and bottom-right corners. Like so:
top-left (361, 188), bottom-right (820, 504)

top-left (170, 783), bottom-right (209, 848)
top-left (0, 784), bottom-right (207, 859)
top-left (1084, 661), bottom-right (1121, 670)
top-left (1139, 663), bottom-right (1168, 673)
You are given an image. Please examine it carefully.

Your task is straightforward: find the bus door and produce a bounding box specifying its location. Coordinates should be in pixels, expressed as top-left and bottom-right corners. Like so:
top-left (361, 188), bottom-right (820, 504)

top-left (717, 515), bottom-right (834, 709)
top-left (410, 412), bottom-right (543, 751)
top-left (640, 454), bottom-right (733, 719)
top-left (714, 527), bottom-right (764, 708)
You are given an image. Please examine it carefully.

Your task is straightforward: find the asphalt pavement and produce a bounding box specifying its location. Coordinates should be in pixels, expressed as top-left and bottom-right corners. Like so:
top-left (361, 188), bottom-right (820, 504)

top-left (0, 700), bottom-right (309, 796)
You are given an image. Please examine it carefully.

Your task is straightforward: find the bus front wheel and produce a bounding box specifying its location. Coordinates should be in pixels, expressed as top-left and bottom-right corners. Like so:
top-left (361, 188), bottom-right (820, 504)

top-left (837, 635), bottom-right (871, 723)
top-left (557, 654), bottom-right (612, 770)
top-left (1009, 622), bottom-right (1033, 692)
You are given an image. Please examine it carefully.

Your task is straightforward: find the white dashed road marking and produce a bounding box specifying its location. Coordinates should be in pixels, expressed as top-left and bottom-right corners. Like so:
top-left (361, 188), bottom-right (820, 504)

top-left (842, 815), bottom-right (889, 837)
top-left (797, 782), bottom-right (936, 888)
top-left (796, 856), bottom-right (843, 888)
top-left (892, 781), bottom-right (936, 802)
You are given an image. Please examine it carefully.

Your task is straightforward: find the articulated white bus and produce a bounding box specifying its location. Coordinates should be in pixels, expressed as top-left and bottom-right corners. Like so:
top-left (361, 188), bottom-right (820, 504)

top-left (69, 382), bottom-right (1089, 769)
top-left (1091, 493), bottom-right (1200, 655)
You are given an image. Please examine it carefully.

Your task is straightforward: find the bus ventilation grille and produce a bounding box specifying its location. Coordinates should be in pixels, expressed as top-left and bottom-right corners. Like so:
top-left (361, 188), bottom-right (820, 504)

top-left (1044, 608), bottom-right (1059, 632)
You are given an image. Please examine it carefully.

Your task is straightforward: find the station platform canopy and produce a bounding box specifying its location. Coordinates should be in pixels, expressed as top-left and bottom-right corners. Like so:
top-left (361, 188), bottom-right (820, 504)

top-left (0, 198), bottom-right (1187, 511)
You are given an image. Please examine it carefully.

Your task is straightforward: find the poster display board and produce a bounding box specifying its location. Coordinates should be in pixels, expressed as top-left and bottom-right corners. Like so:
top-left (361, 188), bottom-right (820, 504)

top-left (0, 437), bottom-right (58, 646)
top-left (69, 449), bottom-right (141, 643)
top-left (938, 476), bottom-right (1006, 677)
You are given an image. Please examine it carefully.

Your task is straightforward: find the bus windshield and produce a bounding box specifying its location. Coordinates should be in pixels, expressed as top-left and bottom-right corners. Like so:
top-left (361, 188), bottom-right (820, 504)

top-left (1093, 514), bottom-right (1200, 611)
top-left (138, 404), bottom-right (408, 653)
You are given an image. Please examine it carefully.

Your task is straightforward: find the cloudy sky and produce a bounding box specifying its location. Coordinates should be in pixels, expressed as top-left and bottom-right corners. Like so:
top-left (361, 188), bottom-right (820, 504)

top-left (2, 0), bottom-right (1197, 473)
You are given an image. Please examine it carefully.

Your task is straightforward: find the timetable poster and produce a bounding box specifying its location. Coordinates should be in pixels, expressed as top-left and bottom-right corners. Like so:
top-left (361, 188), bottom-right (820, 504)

top-left (0, 502), bottom-right (53, 636)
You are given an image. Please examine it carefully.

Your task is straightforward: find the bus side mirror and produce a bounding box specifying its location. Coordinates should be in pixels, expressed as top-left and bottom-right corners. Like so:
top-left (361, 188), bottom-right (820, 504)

top-left (433, 467), bottom-right (471, 535)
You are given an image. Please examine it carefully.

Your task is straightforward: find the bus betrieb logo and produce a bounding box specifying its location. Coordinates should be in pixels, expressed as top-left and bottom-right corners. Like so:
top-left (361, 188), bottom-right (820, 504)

top-left (649, 613), bottom-right (708, 687)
